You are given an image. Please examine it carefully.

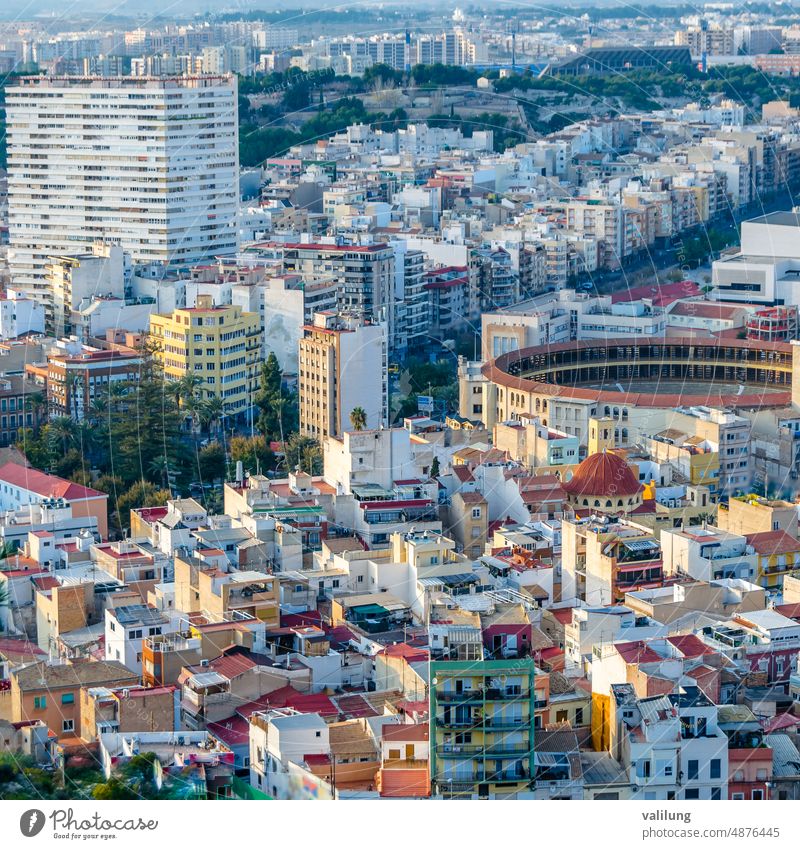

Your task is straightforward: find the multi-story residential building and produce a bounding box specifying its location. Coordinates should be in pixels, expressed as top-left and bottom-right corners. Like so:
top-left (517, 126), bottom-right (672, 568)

top-left (105, 604), bottom-right (175, 675)
top-left (448, 491), bottom-right (488, 559)
top-left (565, 199), bottom-right (623, 270)
top-left (0, 460), bottom-right (109, 539)
top-left (46, 244), bottom-right (126, 336)
top-left (0, 374), bottom-right (45, 446)
top-left (699, 609), bottom-right (800, 686)
top-left (675, 25), bottom-right (735, 57)
top-left (429, 658), bottom-right (536, 799)
top-left (80, 684), bottom-right (178, 742)
top-left (562, 514), bottom-right (662, 607)
top-left (149, 295), bottom-right (261, 418)
top-left (281, 242), bottom-right (395, 342)
top-left (424, 266), bottom-right (472, 334)
top-left (718, 705), bottom-right (774, 800)
top-left (173, 554), bottom-right (279, 628)
top-left (6, 76), bottom-right (239, 308)
top-left (667, 407), bottom-right (752, 495)
top-left (10, 660), bottom-right (137, 741)
top-left (494, 418), bottom-right (580, 468)
top-left (717, 495), bottom-right (798, 537)
top-left (298, 311), bottom-right (387, 440)
top-left (613, 685), bottom-right (729, 800)
top-left (661, 525), bottom-right (758, 584)
top-left (33, 340), bottom-right (143, 423)
top-left (0, 289), bottom-right (45, 340)
top-left (397, 249), bottom-right (428, 352)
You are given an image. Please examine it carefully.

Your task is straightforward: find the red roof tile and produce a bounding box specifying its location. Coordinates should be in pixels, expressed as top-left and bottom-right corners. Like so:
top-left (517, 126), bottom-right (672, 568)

top-left (238, 685), bottom-right (339, 719)
top-left (615, 640), bottom-right (663, 664)
top-left (611, 280), bottom-right (700, 307)
top-left (333, 693), bottom-right (379, 719)
top-left (746, 530), bottom-right (800, 557)
top-left (666, 634), bottom-right (709, 658)
top-left (381, 643), bottom-right (429, 663)
top-left (208, 651), bottom-right (257, 679)
top-left (382, 723), bottom-right (429, 742)
top-left (0, 462), bottom-right (106, 501)
top-left (208, 715), bottom-right (250, 747)
top-left (563, 451), bottom-right (641, 498)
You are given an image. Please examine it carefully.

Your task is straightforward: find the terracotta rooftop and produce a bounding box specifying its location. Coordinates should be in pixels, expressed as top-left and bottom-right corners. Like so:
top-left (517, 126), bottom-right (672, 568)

top-left (746, 530), bottom-right (800, 557)
top-left (563, 451), bottom-right (641, 498)
top-left (0, 461), bottom-right (106, 501)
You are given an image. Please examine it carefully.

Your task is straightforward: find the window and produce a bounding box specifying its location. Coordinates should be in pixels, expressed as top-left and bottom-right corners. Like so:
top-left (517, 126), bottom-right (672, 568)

top-left (710, 759), bottom-right (721, 780)
top-left (33, 696), bottom-right (46, 710)
top-left (684, 789), bottom-right (700, 800)
top-left (711, 788), bottom-right (721, 800)
top-left (732, 793), bottom-right (745, 800)
top-left (752, 789), bottom-right (764, 800)
top-left (687, 759), bottom-right (699, 780)
top-left (62, 719), bottom-right (75, 733)
top-left (61, 693), bottom-right (75, 706)
top-left (471, 507), bottom-right (482, 519)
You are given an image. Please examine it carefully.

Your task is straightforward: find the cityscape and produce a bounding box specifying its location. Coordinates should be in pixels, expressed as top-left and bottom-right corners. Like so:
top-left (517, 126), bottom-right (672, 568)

top-left (6, 0), bottom-right (800, 814)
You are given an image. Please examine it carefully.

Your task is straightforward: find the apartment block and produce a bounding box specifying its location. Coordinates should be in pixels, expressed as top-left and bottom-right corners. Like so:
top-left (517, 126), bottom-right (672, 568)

top-left (298, 312), bottom-right (387, 440)
top-left (6, 76), bottom-right (239, 305)
top-left (429, 658), bottom-right (536, 799)
top-left (150, 295), bottom-right (261, 418)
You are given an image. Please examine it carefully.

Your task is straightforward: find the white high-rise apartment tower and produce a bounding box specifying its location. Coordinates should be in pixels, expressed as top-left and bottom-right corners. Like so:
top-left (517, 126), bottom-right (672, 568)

top-left (6, 75), bottom-right (239, 312)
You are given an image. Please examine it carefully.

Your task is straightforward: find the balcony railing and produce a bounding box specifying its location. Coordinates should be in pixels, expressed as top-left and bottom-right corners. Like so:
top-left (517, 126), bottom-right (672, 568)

top-left (437, 743), bottom-right (531, 758)
top-left (483, 718), bottom-right (528, 731)
top-left (437, 688), bottom-right (525, 703)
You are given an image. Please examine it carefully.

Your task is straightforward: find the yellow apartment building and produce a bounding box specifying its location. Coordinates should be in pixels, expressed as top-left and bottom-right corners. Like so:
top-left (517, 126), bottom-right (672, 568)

top-left (149, 295), bottom-right (261, 418)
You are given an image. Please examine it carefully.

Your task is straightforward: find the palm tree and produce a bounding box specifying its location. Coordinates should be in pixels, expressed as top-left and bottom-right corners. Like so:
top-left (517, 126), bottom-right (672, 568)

top-left (23, 391), bottom-right (47, 427)
top-left (349, 406), bottom-right (367, 431)
top-left (171, 374), bottom-right (206, 434)
top-left (147, 456), bottom-right (173, 491)
top-left (199, 396), bottom-right (225, 436)
top-left (47, 416), bottom-right (80, 454)
top-left (163, 380), bottom-right (185, 408)
top-left (176, 373), bottom-right (206, 403)
top-left (66, 373), bottom-right (84, 422)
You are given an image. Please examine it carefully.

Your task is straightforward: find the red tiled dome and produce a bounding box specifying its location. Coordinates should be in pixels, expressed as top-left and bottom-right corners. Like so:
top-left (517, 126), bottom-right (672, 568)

top-left (563, 451), bottom-right (642, 498)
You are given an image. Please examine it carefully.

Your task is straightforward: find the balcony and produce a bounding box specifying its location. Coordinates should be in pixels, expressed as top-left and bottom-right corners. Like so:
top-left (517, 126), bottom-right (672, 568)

top-left (437, 743), bottom-right (530, 758)
top-left (437, 691), bottom-right (484, 703)
top-left (476, 767), bottom-right (529, 784)
top-left (483, 717), bottom-right (529, 731)
top-left (437, 688), bottom-right (525, 703)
